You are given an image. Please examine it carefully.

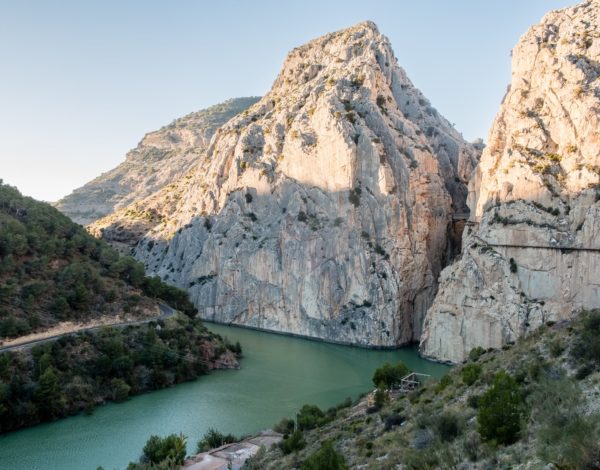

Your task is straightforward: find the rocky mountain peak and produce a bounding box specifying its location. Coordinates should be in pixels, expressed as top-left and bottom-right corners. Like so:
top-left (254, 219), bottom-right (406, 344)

top-left (421, 0), bottom-right (600, 363)
top-left (54, 97), bottom-right (259, 225)
top-left (89, 22), bottom-right (480, 347)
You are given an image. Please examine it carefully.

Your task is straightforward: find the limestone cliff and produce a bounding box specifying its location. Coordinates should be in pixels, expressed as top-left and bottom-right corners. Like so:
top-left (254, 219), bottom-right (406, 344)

top-left (91, 22), bottom-right (480, 346)
top-left (55, 97), bottom-right (259, 225)
top-left (421, 0), bottom-right (600, 363)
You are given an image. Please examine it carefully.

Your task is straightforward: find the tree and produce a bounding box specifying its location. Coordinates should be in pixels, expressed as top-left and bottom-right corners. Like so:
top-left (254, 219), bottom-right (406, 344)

top-left (477, 371), bottom-right (525, 444)
top-left (141, 433), bottom-right (187, 465)
top-left (461, 363), bottom-right (482, 386)
top-left (196, 428), bottom-right (236, 453)
top-left (297, 404), bottom-right (326, 431)
top-left (34, 366), bottom-right (65, 419)
top-left (301, 441), bottom-right (347, 470)
top-left (372, 361), bottom-right (409, 388)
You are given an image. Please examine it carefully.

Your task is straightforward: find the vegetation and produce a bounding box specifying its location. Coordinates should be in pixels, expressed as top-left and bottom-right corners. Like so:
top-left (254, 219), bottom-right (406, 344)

top-left (196, 428), bottom-right (237, 452)
top-left (477, 371), bottom-right (525, 444)
top-left (242, 311), bottom-right (600, 469)
top-left (301, 441), bottom-right (347, 470)
top-left (127, 433), bottom-right (187, 470)
top-left (371, 361), bottom-right (409, 388)
top-left (0, 181), bottom-right (197, 338)
top-left (0, 314), bottom-right (239, 433)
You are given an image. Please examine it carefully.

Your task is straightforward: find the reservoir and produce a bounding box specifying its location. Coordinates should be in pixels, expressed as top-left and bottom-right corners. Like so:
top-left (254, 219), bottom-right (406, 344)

top-left (0, 323), bottom-right (449, 470)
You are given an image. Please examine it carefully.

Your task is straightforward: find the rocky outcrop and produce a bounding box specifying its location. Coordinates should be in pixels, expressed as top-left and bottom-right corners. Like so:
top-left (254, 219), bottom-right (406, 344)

top-left (91, 22), bottom-right (479, 347)
top-left (420, 0), bottom-right (600, 363)
top-left (55, 97), bottom-right (259, 225)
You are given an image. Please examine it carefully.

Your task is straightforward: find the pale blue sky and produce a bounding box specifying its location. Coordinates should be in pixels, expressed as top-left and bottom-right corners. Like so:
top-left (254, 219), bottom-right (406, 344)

top-left (0, 0), bottom-right (572, 202)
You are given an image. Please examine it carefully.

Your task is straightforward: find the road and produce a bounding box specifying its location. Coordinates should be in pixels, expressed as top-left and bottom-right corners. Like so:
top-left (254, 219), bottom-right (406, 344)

top-left (0, 303), bottom-right (177, 354)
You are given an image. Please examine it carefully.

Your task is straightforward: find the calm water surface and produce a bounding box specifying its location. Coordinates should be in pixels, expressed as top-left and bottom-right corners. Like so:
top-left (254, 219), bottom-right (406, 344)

top-left (0, 324), bottom-right (449, 470)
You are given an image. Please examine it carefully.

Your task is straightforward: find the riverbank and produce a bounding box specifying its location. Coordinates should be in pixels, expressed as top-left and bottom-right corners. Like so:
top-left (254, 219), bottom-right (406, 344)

top-left (0, 322), bottom-right (448, 470)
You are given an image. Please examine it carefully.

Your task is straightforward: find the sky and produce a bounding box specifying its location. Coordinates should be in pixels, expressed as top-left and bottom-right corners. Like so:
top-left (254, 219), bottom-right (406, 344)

top-left (0, 0), bottom-right (573, 202)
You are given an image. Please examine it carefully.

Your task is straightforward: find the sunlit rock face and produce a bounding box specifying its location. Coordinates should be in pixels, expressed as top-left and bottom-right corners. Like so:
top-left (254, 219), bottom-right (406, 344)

top-left (90, 22), bottom-right (479, 346)
top-left (55, 97), bottom-right (259, 225)
top-left (421, 0), bottom-right (600, 363)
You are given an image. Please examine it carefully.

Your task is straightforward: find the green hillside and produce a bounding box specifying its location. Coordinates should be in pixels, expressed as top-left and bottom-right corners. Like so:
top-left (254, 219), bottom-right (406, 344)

top-left (0, 180), bottom-right (195, 339)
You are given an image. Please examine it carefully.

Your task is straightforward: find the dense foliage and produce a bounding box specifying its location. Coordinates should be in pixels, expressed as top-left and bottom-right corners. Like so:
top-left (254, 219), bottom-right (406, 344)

top-left (196, 428), bottom-right (237, 453)
top-left (0, 181), bottom-right (196, 338)
top-left (477, 371), bottom-right (525, 444)
top-left (0, 314), bottom-right (236, 433)
top-left (371, 361), bottom-right (409, 388)
top-left (125, 433), bottom-right (187, 470)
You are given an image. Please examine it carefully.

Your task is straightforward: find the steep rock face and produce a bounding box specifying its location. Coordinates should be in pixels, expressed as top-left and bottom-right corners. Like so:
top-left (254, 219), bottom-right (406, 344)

top-left (92, 22), bottom-right (480, 346)
top-left (421, 0), bottom-right (600, 363)
top-left (55, 97), bottom-right (259, 225)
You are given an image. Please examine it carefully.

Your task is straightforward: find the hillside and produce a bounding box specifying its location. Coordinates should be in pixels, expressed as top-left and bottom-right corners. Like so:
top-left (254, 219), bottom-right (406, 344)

top-left (0, 181), bottom-right (196, 339)
top-left (90, 21), bottom-right (481, 347)
top-left (243, 310), bottom-right (600, 469)
top-left (0, 181), bottom-right (241, 433)
top-left (55, 97), bottom-right (260, 225)
top-left (421, 0), bottom-right (600, 362)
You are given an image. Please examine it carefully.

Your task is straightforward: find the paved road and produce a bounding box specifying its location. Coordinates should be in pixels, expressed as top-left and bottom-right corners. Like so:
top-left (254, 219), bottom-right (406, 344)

top-left (0, 303), bottom-right (177, 354)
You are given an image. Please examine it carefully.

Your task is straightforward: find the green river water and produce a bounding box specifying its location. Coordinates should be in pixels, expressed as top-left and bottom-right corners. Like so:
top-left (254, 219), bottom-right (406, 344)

top-left (0, 323), bottom-right (449, 470)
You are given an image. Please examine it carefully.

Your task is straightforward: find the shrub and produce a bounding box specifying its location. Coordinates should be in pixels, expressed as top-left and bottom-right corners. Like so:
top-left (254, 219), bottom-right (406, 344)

top-left (384, 413), bottom-right (404, 431)
top-left (297, 404), bottom-right (327, 431)
top-left (435, 373), bottom-right (452, 392)
top-left (140, 433), bottom-right (187, 466)
top-left (477, 371), bottom-right (525, 445)
top-left (273, 417), bottom-right (295, 435)
top-left (373, 386), bottom-right (387, 409)
top-left (279, 429), bottom-right (305, 454)
top-left (435, 412), bottom-right (462, 442)
top-left (301, 441), bottom-right (347, 470)
top-left (462, 363), bottom-right (482, 386)
top-left (372, 361), bottom-right (409, 388)
top-left (570, 309), bottom-right (600, 367)
top-left (348, 188), bottom-right (361, 207)
top-left (548, 338), bottom-right (564, 357)
top-left (469, 347), bottom-right (486, 362)
top-left (509, 257), bottom-right (518, 273)
top-left (196, 428), bottom-right (236, 453)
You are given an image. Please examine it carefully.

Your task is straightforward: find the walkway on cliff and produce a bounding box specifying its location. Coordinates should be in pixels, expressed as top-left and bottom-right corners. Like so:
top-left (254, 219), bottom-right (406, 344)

top-left (0, 303), bottom-right (176, 353)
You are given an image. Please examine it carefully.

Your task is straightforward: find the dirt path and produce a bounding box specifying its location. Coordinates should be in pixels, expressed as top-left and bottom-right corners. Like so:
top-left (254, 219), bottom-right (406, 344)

top-left (0, 303), bottom-right (176, 353)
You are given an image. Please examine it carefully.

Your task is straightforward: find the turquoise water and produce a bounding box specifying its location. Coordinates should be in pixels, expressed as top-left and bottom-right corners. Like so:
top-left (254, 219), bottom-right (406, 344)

top-left (0, 324), bottom-right (449, 470)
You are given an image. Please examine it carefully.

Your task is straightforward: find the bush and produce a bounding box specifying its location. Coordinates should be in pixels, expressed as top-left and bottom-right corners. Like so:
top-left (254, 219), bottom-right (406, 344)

top-left (301, 441), bottom-right (347, 470)
top-left (279, 429), bottom-right (305, 454)
top-left (509, 258), bottom-right (518, 273)
top-left (373, 386), bottom-right (387, 409)
top-left (435, 373), bottom-right (452, 392)
top-left (468, 347), bottom-right (486, 362)
top-left (297, 404), bottom-right (327, 431)
top-left (384, 413), bottom-right (404, 431)
top-left (462, 363), bottom-right (482, 386)
top-left (196, 428), bottom-right (236, 452)
top-left (571, 309), bottom-right (600, 367)
top-left (372, 361), bottom-right (409, 388)
top-left (273, 417), bottom-right (295, 435)
top-left (477, 371), bottom-right (525, 445)
top-left (435, 412), bottom-right (462, 442)
top-left (140, 434), bottom-right (187, 466)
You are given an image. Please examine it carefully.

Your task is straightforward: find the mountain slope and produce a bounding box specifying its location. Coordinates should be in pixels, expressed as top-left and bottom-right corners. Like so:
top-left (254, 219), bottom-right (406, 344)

top-left (421, 0), bottom-right (600, 363)
top-left (55, 97), bottom-right (260, 225)
top-left (0, 181), bottom-right (196, 339)
top-left (243, 310), bottom-right (600, 469)
top-left (91, 22), bottom-right (480, 347)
